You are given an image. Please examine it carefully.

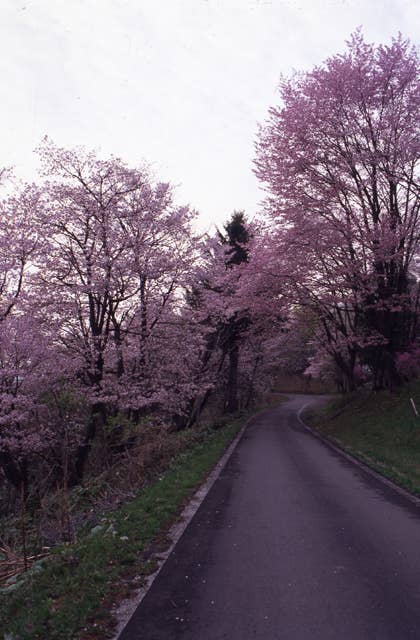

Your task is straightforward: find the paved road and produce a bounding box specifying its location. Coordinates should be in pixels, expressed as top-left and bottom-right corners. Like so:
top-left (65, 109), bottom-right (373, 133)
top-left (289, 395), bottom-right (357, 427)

top-left (119, 395), bottom-right (420, 639)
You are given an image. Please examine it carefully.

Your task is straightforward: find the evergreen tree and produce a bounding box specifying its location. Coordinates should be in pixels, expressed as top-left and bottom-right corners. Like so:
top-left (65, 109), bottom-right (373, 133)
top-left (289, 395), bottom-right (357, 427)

top-left (218, 211), bottom-right (251, 413)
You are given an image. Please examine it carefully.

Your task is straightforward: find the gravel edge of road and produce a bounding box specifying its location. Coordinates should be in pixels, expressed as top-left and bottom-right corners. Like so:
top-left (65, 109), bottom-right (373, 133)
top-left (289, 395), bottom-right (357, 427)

top-left (297, 401), bottom-right (420, 508)
top-left (112, 411), bottom-right (261, 639)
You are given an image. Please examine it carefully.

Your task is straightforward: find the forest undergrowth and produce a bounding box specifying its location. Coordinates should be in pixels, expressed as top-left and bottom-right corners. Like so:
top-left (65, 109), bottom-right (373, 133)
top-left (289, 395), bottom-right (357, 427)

top-left (0, 408), bottom-right (255, 640)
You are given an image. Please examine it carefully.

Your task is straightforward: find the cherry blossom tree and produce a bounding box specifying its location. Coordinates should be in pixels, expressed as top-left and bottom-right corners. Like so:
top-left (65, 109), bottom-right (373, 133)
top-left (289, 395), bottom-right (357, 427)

top-left (0, 183), bottom-right (42, 320)
top-left (112, 181), bottom-right (199, 418)
top-left (33, 140), bottom-right (199, 482)
top-left (255, 31), bottom-right (420, 389)
top-left (0, 315), bottom-right (65, 494)
top-left (0, 179), bottom-right (54, 493)
top-left (180, 211), bottom-right (277, 423)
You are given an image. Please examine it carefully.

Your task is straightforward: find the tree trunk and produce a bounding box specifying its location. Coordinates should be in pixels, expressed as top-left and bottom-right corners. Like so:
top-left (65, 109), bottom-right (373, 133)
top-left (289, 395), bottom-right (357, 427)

top-left (225, 343), bottom-right (239, 414)
top-left (0, 451), bottom-right (28, 495)
top-left (69, 402), bottom-right (106, 486)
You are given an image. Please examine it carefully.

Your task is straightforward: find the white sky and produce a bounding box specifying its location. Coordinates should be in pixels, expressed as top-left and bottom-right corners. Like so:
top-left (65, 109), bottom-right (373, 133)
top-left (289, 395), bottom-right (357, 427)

top-left (0, 0), bottom-right (419, 230)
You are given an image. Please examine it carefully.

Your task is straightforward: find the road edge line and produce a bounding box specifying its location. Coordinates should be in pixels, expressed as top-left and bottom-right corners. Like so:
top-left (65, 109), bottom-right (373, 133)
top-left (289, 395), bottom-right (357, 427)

top-left (113, 410), bottom-right (260, 639)
top-left (297, 402), bottom-right (420, 508)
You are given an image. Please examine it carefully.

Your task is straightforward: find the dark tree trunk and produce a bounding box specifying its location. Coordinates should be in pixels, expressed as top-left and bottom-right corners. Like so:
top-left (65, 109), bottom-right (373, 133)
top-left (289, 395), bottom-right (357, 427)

top-left (0, 451), bottom-right (28, 495)
top-left (245, 354), bottom-right (262, 409)
top-left (372, 348), bottom-right (402, 391)
top-left (225, 342), bottom-right (239, 414)
top-left (69, 401), bottom-right (106, 486)
top-left (333, 349), bottom-right (357, 393)
top-left (139, 274), bottom-right (147, 368)
top-left (359, 261), bottom-right (412, 391)
top-left (172, 388), bottom-right (214, 431)
top-left (114, 323), bottom-right (124, 378)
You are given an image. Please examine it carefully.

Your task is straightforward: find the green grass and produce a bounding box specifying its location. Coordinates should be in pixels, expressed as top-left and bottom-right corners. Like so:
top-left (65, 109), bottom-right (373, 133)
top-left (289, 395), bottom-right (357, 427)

top-left (0, 414), bottom-right (248, 640)
top-left (304, 380), bottom-right (420, 495)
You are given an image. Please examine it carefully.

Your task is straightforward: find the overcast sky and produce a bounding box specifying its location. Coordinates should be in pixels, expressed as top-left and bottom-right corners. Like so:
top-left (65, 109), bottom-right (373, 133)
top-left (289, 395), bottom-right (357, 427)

top-left (0, 0), bottom-right (419, 230)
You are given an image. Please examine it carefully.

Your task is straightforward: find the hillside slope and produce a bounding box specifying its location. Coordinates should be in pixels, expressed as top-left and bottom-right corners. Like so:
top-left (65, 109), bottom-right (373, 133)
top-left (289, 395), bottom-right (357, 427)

top-left (305, 381), bottom-right (420, 496)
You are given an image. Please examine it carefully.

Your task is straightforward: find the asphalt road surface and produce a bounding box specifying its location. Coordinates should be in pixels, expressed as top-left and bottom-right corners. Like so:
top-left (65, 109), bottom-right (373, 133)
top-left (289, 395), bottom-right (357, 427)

top-left (119, 395), bottom-right (420, 639)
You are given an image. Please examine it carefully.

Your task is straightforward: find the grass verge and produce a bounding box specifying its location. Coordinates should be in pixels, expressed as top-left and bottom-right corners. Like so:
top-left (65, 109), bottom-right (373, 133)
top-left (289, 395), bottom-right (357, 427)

top-left (304, 381), bottom-right (420, 496)
top-left (0, 413), bottom-right (249, 640)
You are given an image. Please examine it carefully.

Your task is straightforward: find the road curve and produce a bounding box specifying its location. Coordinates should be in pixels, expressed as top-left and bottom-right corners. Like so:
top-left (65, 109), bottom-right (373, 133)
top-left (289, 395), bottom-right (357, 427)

top-left (118, 395), bottom-right (420, 639)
